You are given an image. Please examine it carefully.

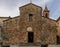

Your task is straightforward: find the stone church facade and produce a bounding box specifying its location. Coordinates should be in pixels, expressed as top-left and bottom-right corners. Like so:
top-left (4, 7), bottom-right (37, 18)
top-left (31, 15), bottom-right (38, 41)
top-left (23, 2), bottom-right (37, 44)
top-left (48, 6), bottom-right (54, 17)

top-left (0, 3), bottom-right (60, 47)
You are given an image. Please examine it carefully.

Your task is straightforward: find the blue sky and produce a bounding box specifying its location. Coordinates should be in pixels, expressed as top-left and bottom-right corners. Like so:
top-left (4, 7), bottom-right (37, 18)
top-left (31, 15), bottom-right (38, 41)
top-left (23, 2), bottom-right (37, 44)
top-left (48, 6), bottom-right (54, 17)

top-left (0, 0), bottom-right (60, 20)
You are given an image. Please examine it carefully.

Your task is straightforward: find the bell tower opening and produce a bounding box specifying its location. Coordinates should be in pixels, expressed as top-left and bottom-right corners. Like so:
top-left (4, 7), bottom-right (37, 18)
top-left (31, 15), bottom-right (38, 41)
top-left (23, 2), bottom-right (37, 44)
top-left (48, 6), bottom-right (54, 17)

top-left (43, 5), bottom-right (49, 18)
top-left (28, 32), bottom-right (34, 43)
top-left (46, 13), bottom-right (48, 18)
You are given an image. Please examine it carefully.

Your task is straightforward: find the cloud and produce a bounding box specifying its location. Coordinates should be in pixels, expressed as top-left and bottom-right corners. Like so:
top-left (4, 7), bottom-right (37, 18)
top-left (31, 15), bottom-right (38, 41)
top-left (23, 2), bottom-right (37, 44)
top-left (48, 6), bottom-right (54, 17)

top-left (0, 0), bottom-right (19, 17)
top-left (0, 0), bottom-right (53, 17)
top-left (51, 6), bottom-right (60, 19)
top-left (43, 0), bottom-right (52, 3)
top-left (32, 0), bottom-right (53, 6)
top-left (0, 5), bottom-right (19, 17)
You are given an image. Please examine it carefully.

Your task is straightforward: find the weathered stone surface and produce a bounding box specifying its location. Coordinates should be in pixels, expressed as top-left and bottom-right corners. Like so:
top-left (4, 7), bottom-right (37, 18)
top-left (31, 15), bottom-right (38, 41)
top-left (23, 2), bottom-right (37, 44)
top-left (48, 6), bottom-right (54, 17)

top-left (48, 45), bottom-right (60, 47)
top-left (10, 45), bottom-right (18, 47)
top-left (57, 18), bottom-right (60, 36)
top-left (0, 17), bottom-right (8, 44)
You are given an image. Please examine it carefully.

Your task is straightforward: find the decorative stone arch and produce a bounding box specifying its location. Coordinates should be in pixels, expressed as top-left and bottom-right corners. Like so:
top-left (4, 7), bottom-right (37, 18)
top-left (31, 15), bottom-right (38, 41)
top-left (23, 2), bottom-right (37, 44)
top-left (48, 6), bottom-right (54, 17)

top-left (27, 27), bottom-right (34, 43)
top-left (27, 27), bottom-right (32, 31)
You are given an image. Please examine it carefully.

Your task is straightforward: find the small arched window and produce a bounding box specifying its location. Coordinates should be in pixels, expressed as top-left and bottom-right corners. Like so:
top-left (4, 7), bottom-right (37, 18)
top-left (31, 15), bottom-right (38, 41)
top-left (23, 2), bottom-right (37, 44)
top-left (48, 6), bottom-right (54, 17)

top-left (29, 14), bottom-right (33, 22)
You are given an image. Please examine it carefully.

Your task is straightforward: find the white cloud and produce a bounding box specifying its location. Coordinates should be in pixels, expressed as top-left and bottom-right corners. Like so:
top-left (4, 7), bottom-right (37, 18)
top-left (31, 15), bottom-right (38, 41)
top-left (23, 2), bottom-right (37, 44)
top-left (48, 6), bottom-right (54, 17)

top-left (32, 0), bottom-right (53, 6)
top-left (43, 0), bottom-right (52, 3)
top-left (0, 5), bottom-right (19, 17)
top-left (0, 0), bottom-right (53, 17)
top-left (51, 6), bottom-right (60, 19)
top-left (0, 0), bottom-right (19, 17)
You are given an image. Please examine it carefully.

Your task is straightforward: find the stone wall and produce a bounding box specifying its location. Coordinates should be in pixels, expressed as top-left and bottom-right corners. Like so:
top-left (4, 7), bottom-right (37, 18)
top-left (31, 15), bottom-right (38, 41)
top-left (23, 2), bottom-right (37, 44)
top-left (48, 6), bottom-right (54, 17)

top-left (0, 17), bottom-right (8, 45)
top-left (3, 3), bottom-right (57, 45)
top-left (1, 45), bottom-right (60, 47)
top-left (57, 19), bottom-right (60, 36)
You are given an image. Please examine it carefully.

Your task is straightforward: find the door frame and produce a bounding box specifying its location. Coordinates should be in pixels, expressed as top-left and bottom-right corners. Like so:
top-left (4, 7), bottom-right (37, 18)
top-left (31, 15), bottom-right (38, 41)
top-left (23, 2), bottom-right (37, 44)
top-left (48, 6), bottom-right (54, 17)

top-left (28, 32), bottom-right (34, 43)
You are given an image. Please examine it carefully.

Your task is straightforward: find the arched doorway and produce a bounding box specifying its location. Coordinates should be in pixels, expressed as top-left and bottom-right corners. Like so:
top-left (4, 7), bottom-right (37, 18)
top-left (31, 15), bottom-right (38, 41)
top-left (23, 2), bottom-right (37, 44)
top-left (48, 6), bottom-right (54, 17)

top-left (28, 32), bottom-right (34, 43)
top-left (27, 27), bottom-right (34, 43)
top-left (57, 36), bottom-right (60, 44)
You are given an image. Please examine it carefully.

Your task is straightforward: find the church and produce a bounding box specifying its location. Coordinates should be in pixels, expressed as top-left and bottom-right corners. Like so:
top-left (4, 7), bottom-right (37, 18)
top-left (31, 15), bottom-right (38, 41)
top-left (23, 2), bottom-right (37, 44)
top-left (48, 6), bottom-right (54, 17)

top-left (0, 2), bottom-right (60, 47)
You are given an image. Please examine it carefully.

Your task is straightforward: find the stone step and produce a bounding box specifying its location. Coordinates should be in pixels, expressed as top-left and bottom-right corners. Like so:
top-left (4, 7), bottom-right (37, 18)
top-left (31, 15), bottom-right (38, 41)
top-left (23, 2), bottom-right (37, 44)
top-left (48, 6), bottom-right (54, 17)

top-left (10, 45), bottom-right (60, 47)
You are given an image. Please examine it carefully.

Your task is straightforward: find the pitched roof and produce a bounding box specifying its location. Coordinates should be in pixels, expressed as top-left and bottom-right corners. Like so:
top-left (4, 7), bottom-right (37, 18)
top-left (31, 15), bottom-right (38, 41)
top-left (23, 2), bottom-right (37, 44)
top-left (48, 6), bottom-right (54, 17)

top-left (3, 16), bottom-right (20, 22)
top-left (42, 16), bottom-right (56, 22)
top-left (3, 3), bottom-right (56, 22)
top-left (56, 17), bottom-right (60, 22)
top-left (0, 17), bottom-right (8, 19)
top-left (19, 3), bottom-right (42, 8)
